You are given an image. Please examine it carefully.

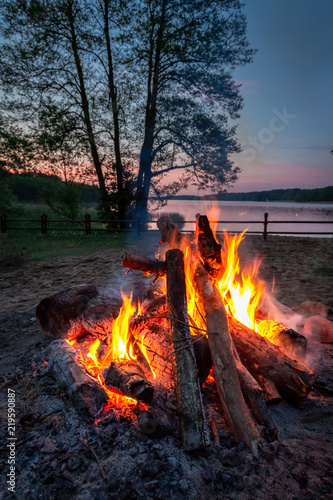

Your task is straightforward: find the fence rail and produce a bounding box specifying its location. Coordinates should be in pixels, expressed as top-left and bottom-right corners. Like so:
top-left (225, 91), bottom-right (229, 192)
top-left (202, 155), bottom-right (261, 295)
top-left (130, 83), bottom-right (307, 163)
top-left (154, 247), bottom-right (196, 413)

top-left (1, 212), bottom-right (332, 239)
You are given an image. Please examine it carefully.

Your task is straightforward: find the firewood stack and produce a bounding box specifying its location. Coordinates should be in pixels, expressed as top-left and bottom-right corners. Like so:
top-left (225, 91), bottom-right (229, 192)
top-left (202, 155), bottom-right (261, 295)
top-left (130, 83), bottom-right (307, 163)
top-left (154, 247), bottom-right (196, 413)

top-left (37, 213), bottom-right (316, 456)
top-left (121, 214), bottom-right (316, 454)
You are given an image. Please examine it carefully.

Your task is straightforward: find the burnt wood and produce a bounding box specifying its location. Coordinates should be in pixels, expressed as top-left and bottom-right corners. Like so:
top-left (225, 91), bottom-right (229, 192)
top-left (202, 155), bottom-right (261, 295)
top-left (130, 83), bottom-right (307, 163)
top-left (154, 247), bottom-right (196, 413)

top-left (193, 265), bottom-right (259, 454)
top-left (45, 339), bottom-right (108, 421)
top-left (36, 285), bottom-right (98, 340)
top-left (257, 320), bottom-right (307, 360)
top-left (157, 215), bottom-right (192, 251)
top-left (235, 358), bottom-right (278, 442)
top-left (122, 253), bottom-right (166, 277)
top-left (102, 361), bottom-right (154, 403)
top-left (166, 249), bottom-right (210, 451)
top-left (228, 316), bottom-right (316, 406)
top-left (195, 213), bottom-right (222, 276)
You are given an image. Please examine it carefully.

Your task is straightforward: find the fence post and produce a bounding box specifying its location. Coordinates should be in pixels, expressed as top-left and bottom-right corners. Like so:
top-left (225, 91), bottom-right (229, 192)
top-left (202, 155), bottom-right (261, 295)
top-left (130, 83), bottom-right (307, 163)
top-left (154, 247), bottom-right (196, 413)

top-left (85, 213), bottom-right (91, 235)
top-left (263, 212), bottom-right (268, 240)
top-left (1, 214), bottom-right (8, 234)
top-left (41, 214), bottom-right (47, 235)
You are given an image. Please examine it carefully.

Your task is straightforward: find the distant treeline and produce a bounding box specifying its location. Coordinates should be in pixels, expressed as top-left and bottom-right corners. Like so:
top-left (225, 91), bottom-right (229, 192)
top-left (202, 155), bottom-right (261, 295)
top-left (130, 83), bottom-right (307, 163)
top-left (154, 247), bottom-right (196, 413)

top-left (163, 186), bottom-right (333, 203)
top-left (7, 173), bottom-right (99, 205)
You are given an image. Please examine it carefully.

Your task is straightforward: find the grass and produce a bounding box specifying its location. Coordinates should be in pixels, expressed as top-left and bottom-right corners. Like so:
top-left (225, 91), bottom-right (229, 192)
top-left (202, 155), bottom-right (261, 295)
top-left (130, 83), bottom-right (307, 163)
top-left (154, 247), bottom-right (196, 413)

top-left (0, 202), bottom-right (137, 262)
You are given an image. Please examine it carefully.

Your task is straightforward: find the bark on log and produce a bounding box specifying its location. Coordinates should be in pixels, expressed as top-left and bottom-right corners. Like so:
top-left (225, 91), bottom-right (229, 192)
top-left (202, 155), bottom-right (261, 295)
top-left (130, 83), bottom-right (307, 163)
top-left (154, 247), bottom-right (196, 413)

top-left (102, 361), bottom-right (154, 403)
top-left (122, 253), bottom-right (166, 278)
top-left (256, 376), bottom-right (282, 405)
top-left (257, 320), bottom-right (307, 360)
top-left (37, 285), bottom-right (98, 340)
top-left (166, 249), bottom-right (210, 451)
top-left (235, 359), bottom-right (278, 442)
top-left (195, 213), bottom-right (222, 276)
top-left (228, 316), bottom-right (316, 406)
top-left (193, 265), bottom-right (260, 454)
top-left (157, 215), bottom-right (192, 251)
top-left (44, 339), bottom-right (108, 421)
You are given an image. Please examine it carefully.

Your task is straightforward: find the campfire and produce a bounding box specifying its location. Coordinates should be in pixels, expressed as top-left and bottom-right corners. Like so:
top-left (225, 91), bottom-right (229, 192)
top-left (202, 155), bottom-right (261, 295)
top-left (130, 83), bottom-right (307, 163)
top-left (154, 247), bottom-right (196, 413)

top-left (36, 213), bottom-right (316, 456)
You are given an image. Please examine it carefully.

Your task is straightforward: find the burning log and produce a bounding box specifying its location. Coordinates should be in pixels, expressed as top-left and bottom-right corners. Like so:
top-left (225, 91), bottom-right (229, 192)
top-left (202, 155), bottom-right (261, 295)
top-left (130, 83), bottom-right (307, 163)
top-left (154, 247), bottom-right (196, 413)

top-left (122, 253), bottom-right (166, 279)
top-left (101, 361), bottom-right (154, 404)
top-left (193, 265), bottom-right (260, 454)
top-left (166, 249), bottom-right (210, 451)
top-left (257, 320), bottom-right (307, 360)
top-left (195, 213), bottom-right (222, 275)
top-left (157, 215), bottom-right (192, 252)
top-left (228, 316), bottom-right (316, 406)
top-left (36, 285), bottom-right (99, 340)
top-left (44, 339), bottom-right (108, 421)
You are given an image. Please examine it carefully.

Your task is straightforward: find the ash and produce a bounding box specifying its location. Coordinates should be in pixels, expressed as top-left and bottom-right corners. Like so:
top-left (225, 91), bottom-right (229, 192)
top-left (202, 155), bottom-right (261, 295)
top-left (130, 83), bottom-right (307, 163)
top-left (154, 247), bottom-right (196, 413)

top-left (0, 308), bottom-right (333, 500)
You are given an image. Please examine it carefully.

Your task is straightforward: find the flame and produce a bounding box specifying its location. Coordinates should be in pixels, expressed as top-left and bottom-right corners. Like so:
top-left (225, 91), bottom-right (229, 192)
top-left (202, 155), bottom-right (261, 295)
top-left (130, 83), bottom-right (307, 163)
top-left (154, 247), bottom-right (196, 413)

top-left (191, 226), bottom-right (267, 332)
top-left (215, 230), bottom-right (266, 330)
top-left (66, 293), bottom-right (153, 417)
top-left (112, 293), bottom-right (137, 361)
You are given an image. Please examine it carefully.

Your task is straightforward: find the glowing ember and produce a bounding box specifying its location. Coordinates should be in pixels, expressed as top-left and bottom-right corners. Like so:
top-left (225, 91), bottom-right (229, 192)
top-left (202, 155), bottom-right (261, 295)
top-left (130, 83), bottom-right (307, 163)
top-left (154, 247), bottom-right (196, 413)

top-left (67, 293), bottom-right (153, 414)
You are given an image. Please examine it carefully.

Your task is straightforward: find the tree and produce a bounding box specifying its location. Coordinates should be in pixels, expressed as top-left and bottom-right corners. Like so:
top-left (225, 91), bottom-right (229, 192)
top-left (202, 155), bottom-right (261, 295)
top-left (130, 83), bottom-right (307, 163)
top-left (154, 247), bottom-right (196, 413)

top-left (0, 0), bottom-right (255, 221)
top-left (0, 0), bottom-right (127, 221)
top-left (130, 0), bottom-right (255, 217)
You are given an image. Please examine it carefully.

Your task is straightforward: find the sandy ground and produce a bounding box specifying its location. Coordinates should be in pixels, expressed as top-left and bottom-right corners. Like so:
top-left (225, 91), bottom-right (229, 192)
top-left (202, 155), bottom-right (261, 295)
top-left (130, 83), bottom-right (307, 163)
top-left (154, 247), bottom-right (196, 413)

top-left (0, 234), bottom-right (333, 500)
top-left (1, 234), bottom-right (332, 315)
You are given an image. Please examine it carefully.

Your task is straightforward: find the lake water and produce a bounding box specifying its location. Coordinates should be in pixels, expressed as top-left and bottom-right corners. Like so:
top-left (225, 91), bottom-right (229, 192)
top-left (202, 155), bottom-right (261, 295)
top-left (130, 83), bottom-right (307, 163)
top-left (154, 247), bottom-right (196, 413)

top-left (154, 200), bottom-right (333, 237)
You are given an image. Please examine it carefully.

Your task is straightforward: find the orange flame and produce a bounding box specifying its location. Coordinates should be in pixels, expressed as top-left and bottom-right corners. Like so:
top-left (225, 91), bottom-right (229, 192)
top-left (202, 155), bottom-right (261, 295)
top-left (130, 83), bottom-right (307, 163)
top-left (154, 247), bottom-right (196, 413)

top-left (67, 293), bottom-right (153, 417)
top-left (215, 230), bottom-right (266, 330)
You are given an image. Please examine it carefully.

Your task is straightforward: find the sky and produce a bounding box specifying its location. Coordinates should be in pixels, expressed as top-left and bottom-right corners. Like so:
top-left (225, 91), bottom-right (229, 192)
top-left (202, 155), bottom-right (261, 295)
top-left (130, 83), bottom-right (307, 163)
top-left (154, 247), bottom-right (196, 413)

top-left (227, 0), bottom-right (333, 192)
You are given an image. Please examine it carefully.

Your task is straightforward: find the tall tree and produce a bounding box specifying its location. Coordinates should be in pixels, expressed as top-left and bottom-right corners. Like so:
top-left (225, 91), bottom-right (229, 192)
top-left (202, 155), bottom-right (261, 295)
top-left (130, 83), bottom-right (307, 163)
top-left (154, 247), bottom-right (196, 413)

top-left (0, 0), bottom-right (255, 221)
top-left (131, 0), bottom-right (255, 218)
top-left (0, 0), bottom-right (127, 220)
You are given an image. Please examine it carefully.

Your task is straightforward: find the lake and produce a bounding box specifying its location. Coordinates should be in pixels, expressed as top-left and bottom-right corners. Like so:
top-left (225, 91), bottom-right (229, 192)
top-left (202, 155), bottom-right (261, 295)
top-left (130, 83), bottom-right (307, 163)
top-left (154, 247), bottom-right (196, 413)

top-left (154, 200), bottom-right (333, 237)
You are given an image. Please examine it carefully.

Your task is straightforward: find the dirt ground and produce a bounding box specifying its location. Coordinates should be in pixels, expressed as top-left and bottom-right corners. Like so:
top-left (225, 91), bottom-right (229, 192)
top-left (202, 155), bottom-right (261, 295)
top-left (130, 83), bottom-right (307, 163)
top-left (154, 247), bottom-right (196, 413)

top-left (0, 234), bottom-right (333, 500)
top-left (1, 234), bottom-right (332, 315)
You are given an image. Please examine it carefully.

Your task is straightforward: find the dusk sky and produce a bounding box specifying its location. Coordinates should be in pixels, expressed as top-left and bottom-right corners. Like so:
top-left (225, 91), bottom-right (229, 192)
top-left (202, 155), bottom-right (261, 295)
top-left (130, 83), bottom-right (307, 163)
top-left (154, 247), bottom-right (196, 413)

top-left (227, 0), bottom-right (333, 193)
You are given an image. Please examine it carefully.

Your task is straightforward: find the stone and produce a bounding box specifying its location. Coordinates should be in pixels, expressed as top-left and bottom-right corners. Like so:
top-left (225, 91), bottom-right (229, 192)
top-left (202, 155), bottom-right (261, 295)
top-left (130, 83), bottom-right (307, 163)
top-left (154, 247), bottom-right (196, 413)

top-left (304, 315), bottom-right (333, 343)
top-left (41, 437), bottom-right (59, 454)
top-left (179, 479), bottom-right (189, 493)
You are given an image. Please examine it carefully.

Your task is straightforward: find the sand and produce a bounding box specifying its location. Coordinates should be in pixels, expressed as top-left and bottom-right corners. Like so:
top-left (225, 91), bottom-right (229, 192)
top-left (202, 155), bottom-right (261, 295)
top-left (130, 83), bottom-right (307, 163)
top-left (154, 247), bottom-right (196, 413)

top-left (1, 234), bottom-right (332, 316)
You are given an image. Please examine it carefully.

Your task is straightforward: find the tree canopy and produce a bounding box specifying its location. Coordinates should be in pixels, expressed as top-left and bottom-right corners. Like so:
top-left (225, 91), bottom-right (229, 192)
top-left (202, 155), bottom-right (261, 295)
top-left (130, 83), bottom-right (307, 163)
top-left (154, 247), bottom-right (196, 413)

top-left (0, 0), bottom-right (255, 220)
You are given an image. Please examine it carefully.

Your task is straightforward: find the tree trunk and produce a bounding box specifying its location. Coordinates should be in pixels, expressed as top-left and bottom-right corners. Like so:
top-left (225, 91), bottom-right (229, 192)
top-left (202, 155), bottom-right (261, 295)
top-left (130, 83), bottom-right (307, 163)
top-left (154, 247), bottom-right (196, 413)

top-left (166, 249), bottom-right (210, 451)
top-left (193, 265), bottom-right (260, 454)
top-left (103, 0), bottom-right (127, 226)
top-left (67, 7), bottom-right (110, 219)
top-left (135, 0), bottom-right (167, 220)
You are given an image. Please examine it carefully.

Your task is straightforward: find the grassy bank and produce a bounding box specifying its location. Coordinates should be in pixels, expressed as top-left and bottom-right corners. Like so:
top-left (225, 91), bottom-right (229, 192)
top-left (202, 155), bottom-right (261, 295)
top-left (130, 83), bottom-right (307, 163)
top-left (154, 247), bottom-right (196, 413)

top-left (0, 202), bottom-right (133, 262)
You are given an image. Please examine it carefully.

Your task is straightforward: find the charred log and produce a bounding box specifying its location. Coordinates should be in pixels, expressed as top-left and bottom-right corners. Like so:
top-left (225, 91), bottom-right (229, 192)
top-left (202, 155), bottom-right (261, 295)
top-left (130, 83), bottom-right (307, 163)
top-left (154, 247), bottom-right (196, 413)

top-left (195, 213), bottom-right (222, 276)
top-left (102, 361), bottom-right (154, 403)
top-left (166, 249), bottom-right (210, 451)
top-left (193, 265), bottom-right (260, 454)
top-left (228, 316), bottom-right (316, 406)
top-left (256, 376), bottom-right (282, 405)
top-left (44, 339), bottom-right (108, 421)
top-left (36, 285), bottom-right (98, 340)
top-left (122, 253), bottom-right (166, 278)
top-left (235, 358), bottom-right (278, 442)
top-left (157, 215), bottom-right (192, 251)
top-left (257, 320), bottom-right (307, 360)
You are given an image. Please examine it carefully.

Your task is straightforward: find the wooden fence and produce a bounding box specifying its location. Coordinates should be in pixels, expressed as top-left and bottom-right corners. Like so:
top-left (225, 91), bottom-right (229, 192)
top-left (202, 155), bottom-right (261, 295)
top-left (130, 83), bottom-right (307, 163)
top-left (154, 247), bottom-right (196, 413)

top-left (1, 213), bottom-right (332, 239)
